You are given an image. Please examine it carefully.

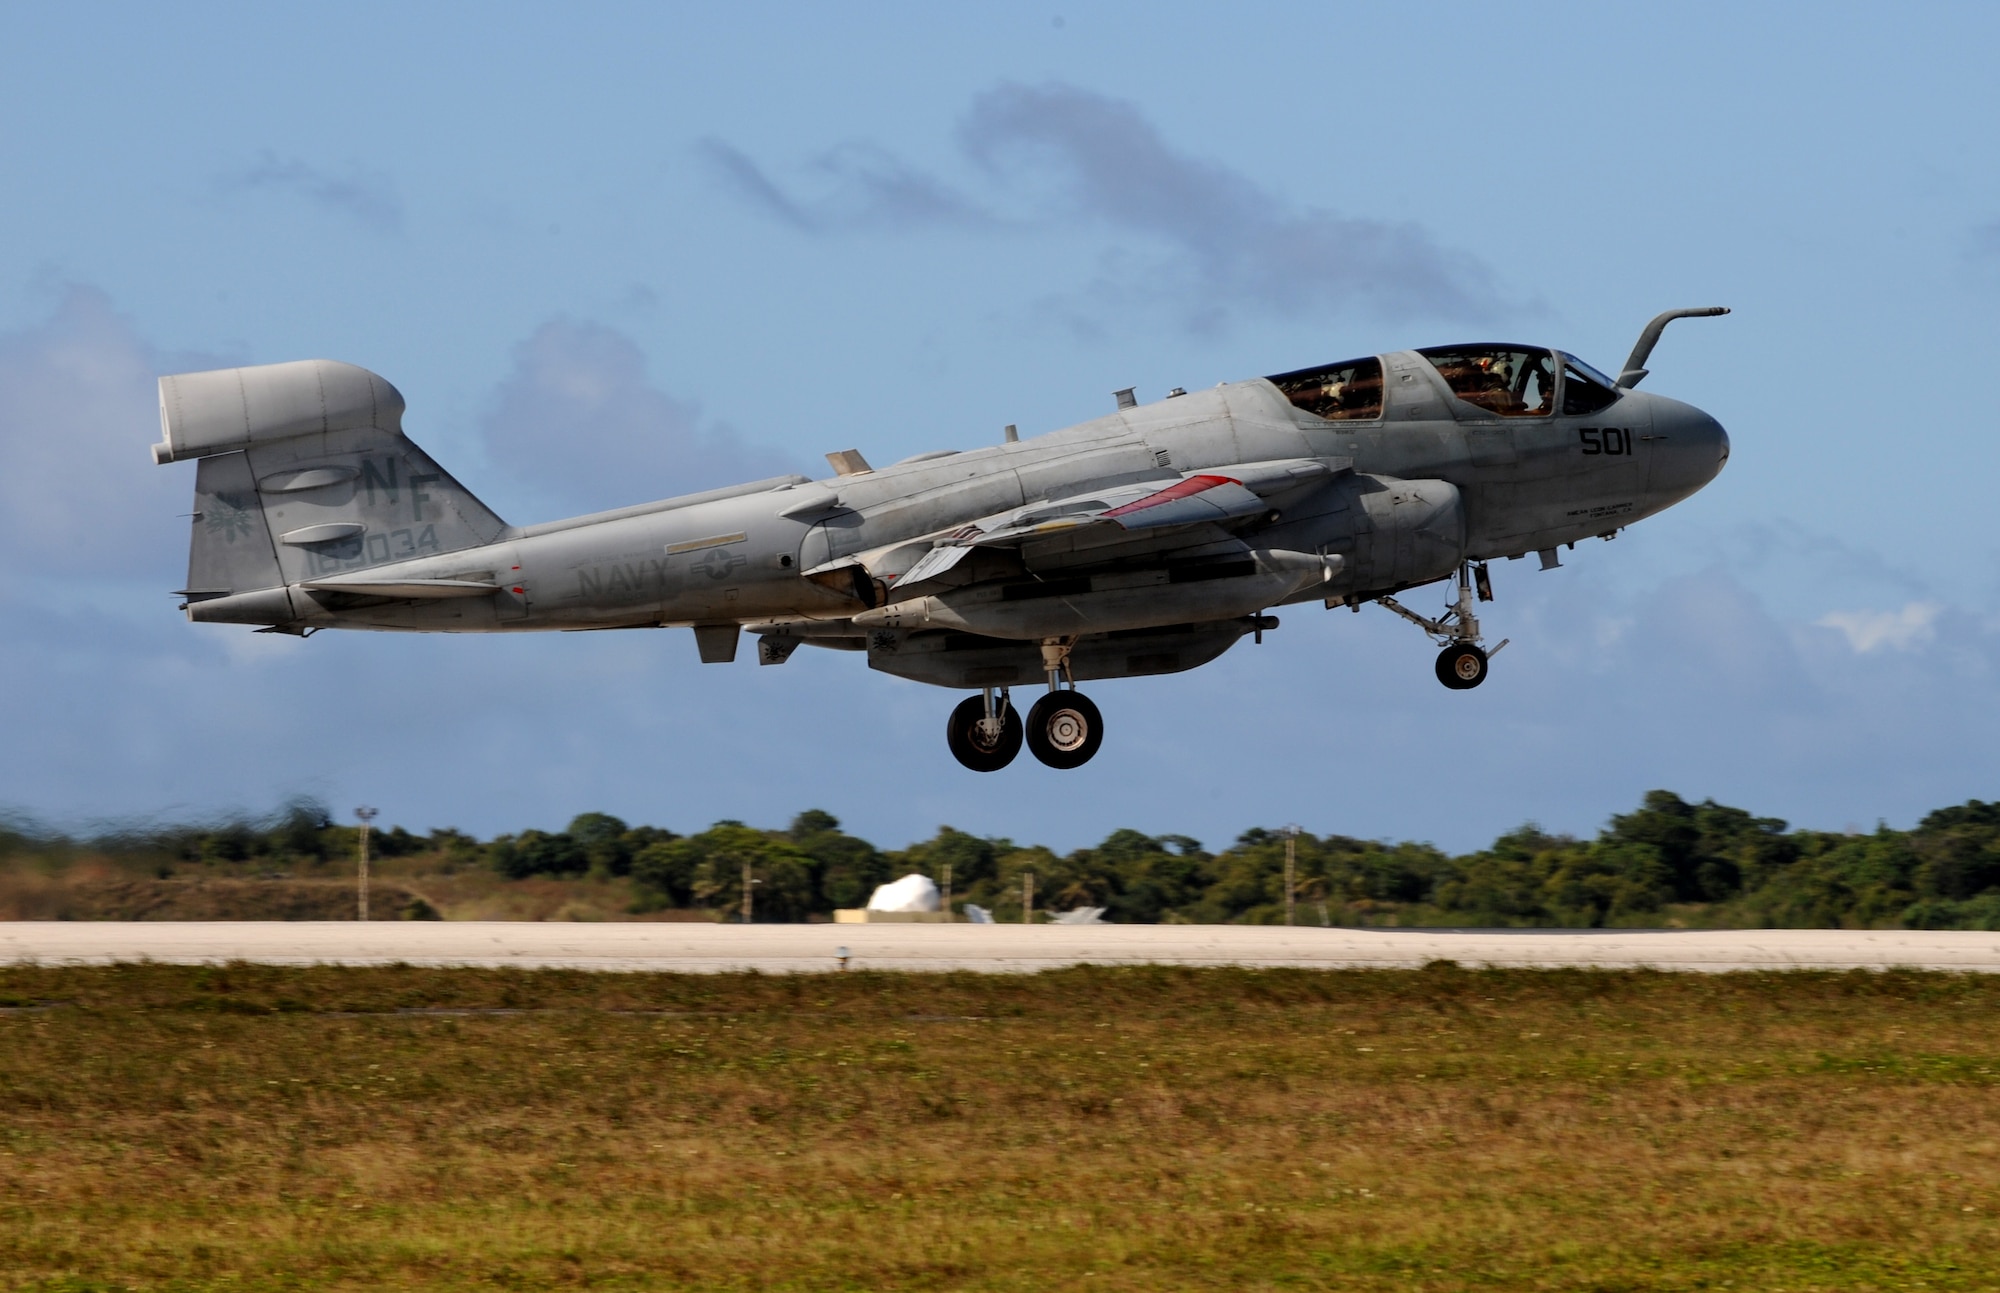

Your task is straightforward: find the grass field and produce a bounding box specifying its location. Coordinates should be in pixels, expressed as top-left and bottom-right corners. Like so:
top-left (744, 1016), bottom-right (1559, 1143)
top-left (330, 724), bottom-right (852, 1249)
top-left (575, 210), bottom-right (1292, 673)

top-left (4, 964), bottom-right (2000, 1291)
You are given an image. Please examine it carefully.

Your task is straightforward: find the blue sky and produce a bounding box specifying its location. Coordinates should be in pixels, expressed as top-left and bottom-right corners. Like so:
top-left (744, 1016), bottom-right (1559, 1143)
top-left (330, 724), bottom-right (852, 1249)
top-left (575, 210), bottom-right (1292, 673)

top-left (3, 2), bottom-right (1998, 852)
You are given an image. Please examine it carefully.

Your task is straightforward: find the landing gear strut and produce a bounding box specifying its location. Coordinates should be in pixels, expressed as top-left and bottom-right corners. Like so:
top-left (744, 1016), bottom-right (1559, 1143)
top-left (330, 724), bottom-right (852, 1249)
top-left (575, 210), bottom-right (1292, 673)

top-left (1025, 637), bottom-right (1103, 769)
top-left (1377, 562), bottom-right (1509, 691)
top-left (946, 688), bottom-right (1022, 772)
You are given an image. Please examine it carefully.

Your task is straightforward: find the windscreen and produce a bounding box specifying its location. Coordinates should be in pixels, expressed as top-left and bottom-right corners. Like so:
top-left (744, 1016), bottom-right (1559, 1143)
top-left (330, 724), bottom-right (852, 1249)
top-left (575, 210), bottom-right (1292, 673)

top-left (1560, 356), bottom-right (1624, 412)
top-left (1560, 355), bottom-right (1622, 416)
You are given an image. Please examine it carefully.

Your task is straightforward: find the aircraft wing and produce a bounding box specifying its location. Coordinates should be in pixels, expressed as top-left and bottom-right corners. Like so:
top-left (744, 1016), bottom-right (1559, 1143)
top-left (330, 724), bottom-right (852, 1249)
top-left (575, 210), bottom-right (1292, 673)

top-left (967, 474), bottom-right (1267, 545)
top-left (890, 458), bottom-right (1341, 588)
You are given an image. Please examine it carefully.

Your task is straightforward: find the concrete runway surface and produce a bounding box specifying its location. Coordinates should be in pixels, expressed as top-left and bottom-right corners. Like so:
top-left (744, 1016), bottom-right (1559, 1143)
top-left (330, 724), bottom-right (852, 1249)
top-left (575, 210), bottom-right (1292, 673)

top-left (5, 922), bottom-right (2000, 973)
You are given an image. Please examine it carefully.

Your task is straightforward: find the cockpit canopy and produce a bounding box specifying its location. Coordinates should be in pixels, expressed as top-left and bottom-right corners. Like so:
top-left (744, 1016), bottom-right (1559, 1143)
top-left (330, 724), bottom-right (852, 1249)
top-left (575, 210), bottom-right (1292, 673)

top-left (1265, 356), bottom-right (1384, 420)
top-left (1419, 346), bottom-right (1555, 417)
top-left (1266, 346), bottom-right (1622, 421)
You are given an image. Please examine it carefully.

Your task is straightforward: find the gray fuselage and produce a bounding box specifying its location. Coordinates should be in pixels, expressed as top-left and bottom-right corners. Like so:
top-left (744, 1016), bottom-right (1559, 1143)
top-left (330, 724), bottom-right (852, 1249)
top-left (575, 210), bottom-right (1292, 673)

top-left (163, 344), bottom-right (1727, 692)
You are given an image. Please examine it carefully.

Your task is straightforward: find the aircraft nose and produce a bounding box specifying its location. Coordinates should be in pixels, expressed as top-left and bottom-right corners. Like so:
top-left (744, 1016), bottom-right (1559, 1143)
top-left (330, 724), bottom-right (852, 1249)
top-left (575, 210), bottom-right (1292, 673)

top-left (1684, 407), bottom-right (1727, 478)
top-left (1650, 398), bottom-right (1728, 497)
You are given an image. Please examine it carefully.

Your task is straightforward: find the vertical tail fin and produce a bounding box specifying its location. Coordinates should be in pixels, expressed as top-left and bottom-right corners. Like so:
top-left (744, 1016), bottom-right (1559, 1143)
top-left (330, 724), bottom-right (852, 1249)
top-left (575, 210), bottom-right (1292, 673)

top-left (185, 450), bottom-right (285, 603)
top-left (155, 360), bottom-right (507, 626)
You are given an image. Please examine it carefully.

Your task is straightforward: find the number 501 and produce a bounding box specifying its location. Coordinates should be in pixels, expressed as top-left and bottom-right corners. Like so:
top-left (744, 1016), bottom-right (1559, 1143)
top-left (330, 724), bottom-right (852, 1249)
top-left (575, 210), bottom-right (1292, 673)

top-left (1580, 427), bottom-right (1631, 456)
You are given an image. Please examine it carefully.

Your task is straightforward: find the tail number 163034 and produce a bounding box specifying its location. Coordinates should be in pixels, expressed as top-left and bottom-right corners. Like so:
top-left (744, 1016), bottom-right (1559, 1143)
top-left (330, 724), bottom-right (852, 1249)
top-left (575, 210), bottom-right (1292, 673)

top-left (1579, 427), bottom-right (1633, 456)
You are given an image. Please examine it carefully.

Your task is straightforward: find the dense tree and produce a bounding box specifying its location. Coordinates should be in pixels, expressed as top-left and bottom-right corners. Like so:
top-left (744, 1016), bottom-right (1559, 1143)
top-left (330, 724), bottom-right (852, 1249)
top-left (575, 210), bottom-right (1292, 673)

top-left (1911, 801), bottom-right (2000, 901)
top-left (272, 799), bottom-right (334, 860)
top-left (565, 812), bottom-right (633, 876)
top-left (893, 827), bottom-right (1004, 892)
top-left (26, 790), bottom-right (2000, 929)
top-left (630, 822), bottom-right (817, 921)
top-left (489, 829), bottom-right (588, 879)
top-left (788, 811), bottom-right (891, 910)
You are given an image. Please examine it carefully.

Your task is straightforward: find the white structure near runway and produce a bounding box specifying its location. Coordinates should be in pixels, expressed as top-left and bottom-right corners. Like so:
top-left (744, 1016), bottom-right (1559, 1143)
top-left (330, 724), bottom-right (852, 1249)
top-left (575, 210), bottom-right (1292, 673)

top-left (6, 923), bottom-right (2000, 973)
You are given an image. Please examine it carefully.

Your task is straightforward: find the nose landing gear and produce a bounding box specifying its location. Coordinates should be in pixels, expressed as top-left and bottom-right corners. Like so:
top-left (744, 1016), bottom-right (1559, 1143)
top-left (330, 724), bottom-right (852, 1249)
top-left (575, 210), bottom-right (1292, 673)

top-left (1435, 642), bottom-right (1489, 690)
top-left (1378, 562), bottom-right (1509, 691)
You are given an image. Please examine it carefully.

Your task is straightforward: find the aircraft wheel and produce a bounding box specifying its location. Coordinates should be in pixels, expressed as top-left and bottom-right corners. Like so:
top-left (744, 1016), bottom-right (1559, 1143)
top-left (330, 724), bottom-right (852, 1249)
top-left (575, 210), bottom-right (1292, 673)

top-left (1025, 690), bottom-right (1103, 769)
top-left (1436, 643), bottom-right (1489, 690)
top-left (946, 695), bottom-right (1022, 772)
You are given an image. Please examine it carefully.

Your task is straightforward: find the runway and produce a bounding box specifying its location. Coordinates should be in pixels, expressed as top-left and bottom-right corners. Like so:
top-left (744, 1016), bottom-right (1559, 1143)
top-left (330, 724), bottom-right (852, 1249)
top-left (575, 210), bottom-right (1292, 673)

top-left (5, 922), bottom-right (2000, 973)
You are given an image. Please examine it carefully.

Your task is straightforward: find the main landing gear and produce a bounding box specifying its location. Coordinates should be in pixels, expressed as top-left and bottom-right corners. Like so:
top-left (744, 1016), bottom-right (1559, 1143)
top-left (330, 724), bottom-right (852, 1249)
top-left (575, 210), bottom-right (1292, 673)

top-left (944, 638), bottom-right (1105, 772)
top-left (1377, 562), bottom-right (1509, 692)
top-left (1025, 689), bottom-right (1103, 769)
top-left (946, 691), bottom-right (1022, 772)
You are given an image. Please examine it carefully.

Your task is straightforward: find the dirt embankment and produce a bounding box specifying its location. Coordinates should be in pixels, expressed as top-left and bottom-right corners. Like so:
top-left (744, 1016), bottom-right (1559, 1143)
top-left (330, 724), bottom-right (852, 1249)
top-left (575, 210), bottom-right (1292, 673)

top-left (0, 861), bottom-right (729, 921)
top-left (0, 875), bottom-right (438, 921)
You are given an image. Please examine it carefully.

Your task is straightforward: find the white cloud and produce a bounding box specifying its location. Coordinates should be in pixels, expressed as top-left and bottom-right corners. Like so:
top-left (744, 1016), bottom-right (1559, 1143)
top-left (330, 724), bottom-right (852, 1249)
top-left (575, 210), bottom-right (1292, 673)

top-left (0, 286), bottom-right (208, 579)
top-left (1817, 602), bottom-right (1941, 653)
top-left (477, 317), bottom-right (801, 521)
top-left (1593, 615), bottom-right (1634, 648)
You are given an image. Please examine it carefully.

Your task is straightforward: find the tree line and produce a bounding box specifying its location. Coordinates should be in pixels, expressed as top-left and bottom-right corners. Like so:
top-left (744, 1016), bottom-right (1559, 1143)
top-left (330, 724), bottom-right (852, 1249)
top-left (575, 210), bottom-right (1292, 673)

top-left (9, 791), bottom-right (2000, 929)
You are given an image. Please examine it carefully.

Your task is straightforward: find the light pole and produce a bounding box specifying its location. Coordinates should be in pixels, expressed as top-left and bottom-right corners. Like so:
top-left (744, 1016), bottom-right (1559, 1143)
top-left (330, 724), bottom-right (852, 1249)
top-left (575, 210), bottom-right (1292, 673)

top-left (741, 859), bottom-right (761, 924)
top-left (942, 863), bottom-right (953, 923)
top-left (1022, 870), bottom-right (1034, 926)
top-left (1284, 824), bottom-right (1299, 927)
top-left (353, 806), bottom-right (378, 921)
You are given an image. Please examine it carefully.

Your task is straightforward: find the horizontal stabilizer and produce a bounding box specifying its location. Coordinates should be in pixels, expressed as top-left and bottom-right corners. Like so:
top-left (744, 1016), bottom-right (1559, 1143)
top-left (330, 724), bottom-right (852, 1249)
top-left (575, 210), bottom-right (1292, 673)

top-left (299, 578), bottom-right (499, 599)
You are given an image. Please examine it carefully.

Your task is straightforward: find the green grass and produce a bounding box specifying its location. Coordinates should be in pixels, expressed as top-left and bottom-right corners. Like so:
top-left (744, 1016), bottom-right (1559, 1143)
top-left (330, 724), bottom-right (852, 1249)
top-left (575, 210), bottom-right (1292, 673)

top-left (5, 963), bottom-right (2000, 1290)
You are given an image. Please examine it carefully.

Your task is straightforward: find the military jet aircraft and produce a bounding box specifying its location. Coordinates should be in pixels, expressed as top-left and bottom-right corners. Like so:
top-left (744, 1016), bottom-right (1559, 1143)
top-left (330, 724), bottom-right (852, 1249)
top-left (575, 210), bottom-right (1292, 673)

top-left (151, 308), bottom-right (1729, 771)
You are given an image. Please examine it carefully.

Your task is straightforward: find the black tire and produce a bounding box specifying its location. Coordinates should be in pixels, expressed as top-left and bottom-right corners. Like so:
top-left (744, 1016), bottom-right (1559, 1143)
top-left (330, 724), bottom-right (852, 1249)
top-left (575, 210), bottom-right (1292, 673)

top-left (1435, 643), bottom-right (1489, 690)
top-left (946, 695), bottom-right (1023, 772)
top-left (1025, 690), bottom-right (1104, 769)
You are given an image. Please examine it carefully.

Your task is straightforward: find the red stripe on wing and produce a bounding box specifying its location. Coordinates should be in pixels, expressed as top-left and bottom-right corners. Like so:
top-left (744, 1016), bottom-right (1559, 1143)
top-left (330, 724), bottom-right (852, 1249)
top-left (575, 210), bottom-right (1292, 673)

top-left (1101, 474), bottom-right (1240, 519)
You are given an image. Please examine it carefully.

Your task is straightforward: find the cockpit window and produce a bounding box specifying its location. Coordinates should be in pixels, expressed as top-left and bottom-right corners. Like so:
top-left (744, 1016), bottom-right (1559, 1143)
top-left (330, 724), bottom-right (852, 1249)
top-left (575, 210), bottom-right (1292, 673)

top-left (1265, 356), bottom-right (1383, 421)
top-left (1559, 355), bottom-right (1621, 416)
top-left (1418, 346), bottom-right (1555, 417)
top-left (1565, 354), bottom-right (1619, 389)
